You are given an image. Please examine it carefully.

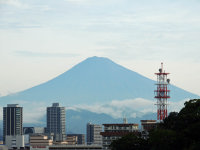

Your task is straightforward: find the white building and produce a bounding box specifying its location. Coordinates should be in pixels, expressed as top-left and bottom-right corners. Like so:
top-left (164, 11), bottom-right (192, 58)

top-left (0, 145), bottom-right (8, 150)
top-left (5, 135), bottom-right (24, 149)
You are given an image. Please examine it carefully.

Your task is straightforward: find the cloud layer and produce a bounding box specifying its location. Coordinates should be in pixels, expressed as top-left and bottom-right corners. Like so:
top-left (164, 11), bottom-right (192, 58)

top-left (15, 51), bottom-right (80, 58)
top-left (68, 98), bottom-right (188, 119)
top-left (0, 98), bottom-right (190, 124)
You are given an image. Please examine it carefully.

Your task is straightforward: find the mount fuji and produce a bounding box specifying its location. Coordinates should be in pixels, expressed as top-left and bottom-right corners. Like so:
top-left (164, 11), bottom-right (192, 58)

top-left (0, 56), bottom-right (199, 133)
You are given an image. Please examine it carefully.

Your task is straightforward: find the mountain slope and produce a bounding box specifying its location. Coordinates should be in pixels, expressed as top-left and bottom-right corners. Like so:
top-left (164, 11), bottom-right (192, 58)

top-left (0, 56), bottom-right (199, 105)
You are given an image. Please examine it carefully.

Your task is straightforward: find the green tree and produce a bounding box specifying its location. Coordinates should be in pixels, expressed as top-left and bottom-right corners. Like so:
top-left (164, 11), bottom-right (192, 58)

top-left (110, 133), bottom-right (150, 150)
top-left (109, 99), bottom-right (200, 150)
top-left (149, 128), bottom-right (182, 150)
top-left (150, 99), bottom-right (200, 150)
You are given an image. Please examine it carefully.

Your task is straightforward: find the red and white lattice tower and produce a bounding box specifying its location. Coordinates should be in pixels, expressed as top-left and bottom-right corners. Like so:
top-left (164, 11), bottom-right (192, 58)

top-left (155, 63), bottom-right (170, 121)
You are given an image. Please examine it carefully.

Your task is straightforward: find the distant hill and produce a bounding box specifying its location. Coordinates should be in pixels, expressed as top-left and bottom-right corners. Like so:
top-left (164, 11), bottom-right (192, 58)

top-left (65, 109), bottom-right (157, 134)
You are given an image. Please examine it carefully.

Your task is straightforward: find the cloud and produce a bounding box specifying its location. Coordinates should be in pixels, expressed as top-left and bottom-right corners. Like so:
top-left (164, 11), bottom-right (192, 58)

top-left (64, 0), bottom-right (94, 5)
top-left (0, 23), bottom-right (42, 29)
top-left (0, 98), bottom-right (190, 124)
top-left (0, 0), bottom-right (28, 8)
top-left (0, 100), bottom-right (45, 124)
top-left (68, 98), bottom-right (189, 119)
top-left (15, 51), bottom-right (80, 58)
top-left (68, 98), bottom-right (155, 119)
top-left (8, 100), bottom-right (47, 124)
top-left (110, 98), bottom-right (154, 110)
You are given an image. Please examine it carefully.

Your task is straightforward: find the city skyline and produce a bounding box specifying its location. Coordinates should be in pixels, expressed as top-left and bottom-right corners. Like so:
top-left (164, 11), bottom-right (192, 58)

top-left (0, 0), bottom-right (200, 97)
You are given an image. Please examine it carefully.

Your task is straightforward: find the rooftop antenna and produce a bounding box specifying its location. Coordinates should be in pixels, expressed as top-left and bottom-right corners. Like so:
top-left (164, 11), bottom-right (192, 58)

top-left (123, 117), bottom-right (128, 124)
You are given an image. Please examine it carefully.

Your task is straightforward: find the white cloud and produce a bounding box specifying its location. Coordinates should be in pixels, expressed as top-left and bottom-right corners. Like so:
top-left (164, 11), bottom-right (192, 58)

top-left (15, 51), bottom-right (80, 58)
top-left (0, 98), bottom-right (190, 124)
top-left (68, 98), bottom-right (190, 119)
top-left (70, 104), bottom-right (122, 118)
top-left (24, 106), bottom-right (46, 124)
top-left (6, 100), bottom-right (47, 124)
top-left (110, 98), bottom-right (154, 110)
top-left (0, 0), bottom-right (28, 8)
top-left (64, 0), bottom-right (95, 4)
top-left (70, 98), bottom-right (155, 118)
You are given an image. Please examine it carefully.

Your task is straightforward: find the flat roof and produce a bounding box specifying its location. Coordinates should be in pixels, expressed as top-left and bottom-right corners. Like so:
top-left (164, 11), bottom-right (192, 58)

top-left (103, 124), bottom-right (138, 126)
top-left (140, 120), bottom-right (156, 122)
top-left (7, 104), bottom-right (20, 107)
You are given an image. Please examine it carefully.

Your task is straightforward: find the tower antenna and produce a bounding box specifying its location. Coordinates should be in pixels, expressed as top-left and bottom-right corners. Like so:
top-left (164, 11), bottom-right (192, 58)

top-left (155, 63), bottom-right (170, 121)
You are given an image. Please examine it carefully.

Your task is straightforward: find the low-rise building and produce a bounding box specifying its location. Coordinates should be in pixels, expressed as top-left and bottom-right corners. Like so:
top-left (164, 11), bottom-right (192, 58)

top-left (141, 120), bottom-right (157, 132)
top-left (54, 136), bottom-right (78, 145)
top-left (65, 136), bottom-right (77, 145)
top-left (30, 134), bottom-right (53, 150)
top-left (24, 127), bottom-right (45, 145)
top-left (5, 135), bottom-right (24, 149)
top-left (101, 123), bottom-right (139, 150)
top-left (67, 134), bottom-right (85, 145)
top-left (0, 145), bottom-right (8, 150)
top-left (140, 120), bottom-right (157, 139)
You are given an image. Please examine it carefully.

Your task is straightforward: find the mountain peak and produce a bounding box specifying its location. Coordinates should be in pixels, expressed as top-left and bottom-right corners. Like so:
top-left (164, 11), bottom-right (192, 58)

top-left (83, 56), bottom-right (114, 64)
top-left (71, 56), bottom-right (119, 73)
top-left (86, 56), bottom-right (109, 60)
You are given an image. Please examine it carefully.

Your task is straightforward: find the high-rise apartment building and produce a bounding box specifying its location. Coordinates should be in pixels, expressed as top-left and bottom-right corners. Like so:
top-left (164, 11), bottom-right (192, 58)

top-left (46, 103), bottom-right (66, 142)
top-left (87, 123), bottom-right (102, 145)
top-left (3, 104), bottom-right (23, 143)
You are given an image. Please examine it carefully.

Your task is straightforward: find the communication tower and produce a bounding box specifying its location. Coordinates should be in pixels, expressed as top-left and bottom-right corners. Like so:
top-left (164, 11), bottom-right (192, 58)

top-left (155, 63), bottom-right (170, 121)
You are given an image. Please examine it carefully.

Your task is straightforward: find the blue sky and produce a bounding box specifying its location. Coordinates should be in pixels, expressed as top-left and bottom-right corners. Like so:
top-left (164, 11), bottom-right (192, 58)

top-left (0, 0), bottom-right (200, 96)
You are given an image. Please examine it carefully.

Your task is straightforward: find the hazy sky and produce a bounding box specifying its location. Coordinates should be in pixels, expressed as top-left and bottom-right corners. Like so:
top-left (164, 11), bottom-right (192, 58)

top-left (0, 0), bottom-right (200, 96)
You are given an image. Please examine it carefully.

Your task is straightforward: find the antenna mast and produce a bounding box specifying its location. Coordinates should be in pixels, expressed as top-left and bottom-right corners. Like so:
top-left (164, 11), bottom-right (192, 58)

top-left (155, 63), bottom-right (170, 121)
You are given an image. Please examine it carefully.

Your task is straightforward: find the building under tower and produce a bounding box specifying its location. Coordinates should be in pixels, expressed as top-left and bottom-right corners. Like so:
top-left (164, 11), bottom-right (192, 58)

top-left (46, 103), bottom-right (66, 142)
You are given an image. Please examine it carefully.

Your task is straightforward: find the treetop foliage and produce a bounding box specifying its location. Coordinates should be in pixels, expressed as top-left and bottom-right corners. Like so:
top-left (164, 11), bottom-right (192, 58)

top-left (110, 99), bottom-right (200, 150)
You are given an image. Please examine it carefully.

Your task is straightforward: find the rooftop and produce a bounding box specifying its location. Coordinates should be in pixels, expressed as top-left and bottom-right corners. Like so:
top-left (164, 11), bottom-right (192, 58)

top-left (103, 123), bottom-right (138, 126)
top-left (7, 104), bottom-right (20, 107)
